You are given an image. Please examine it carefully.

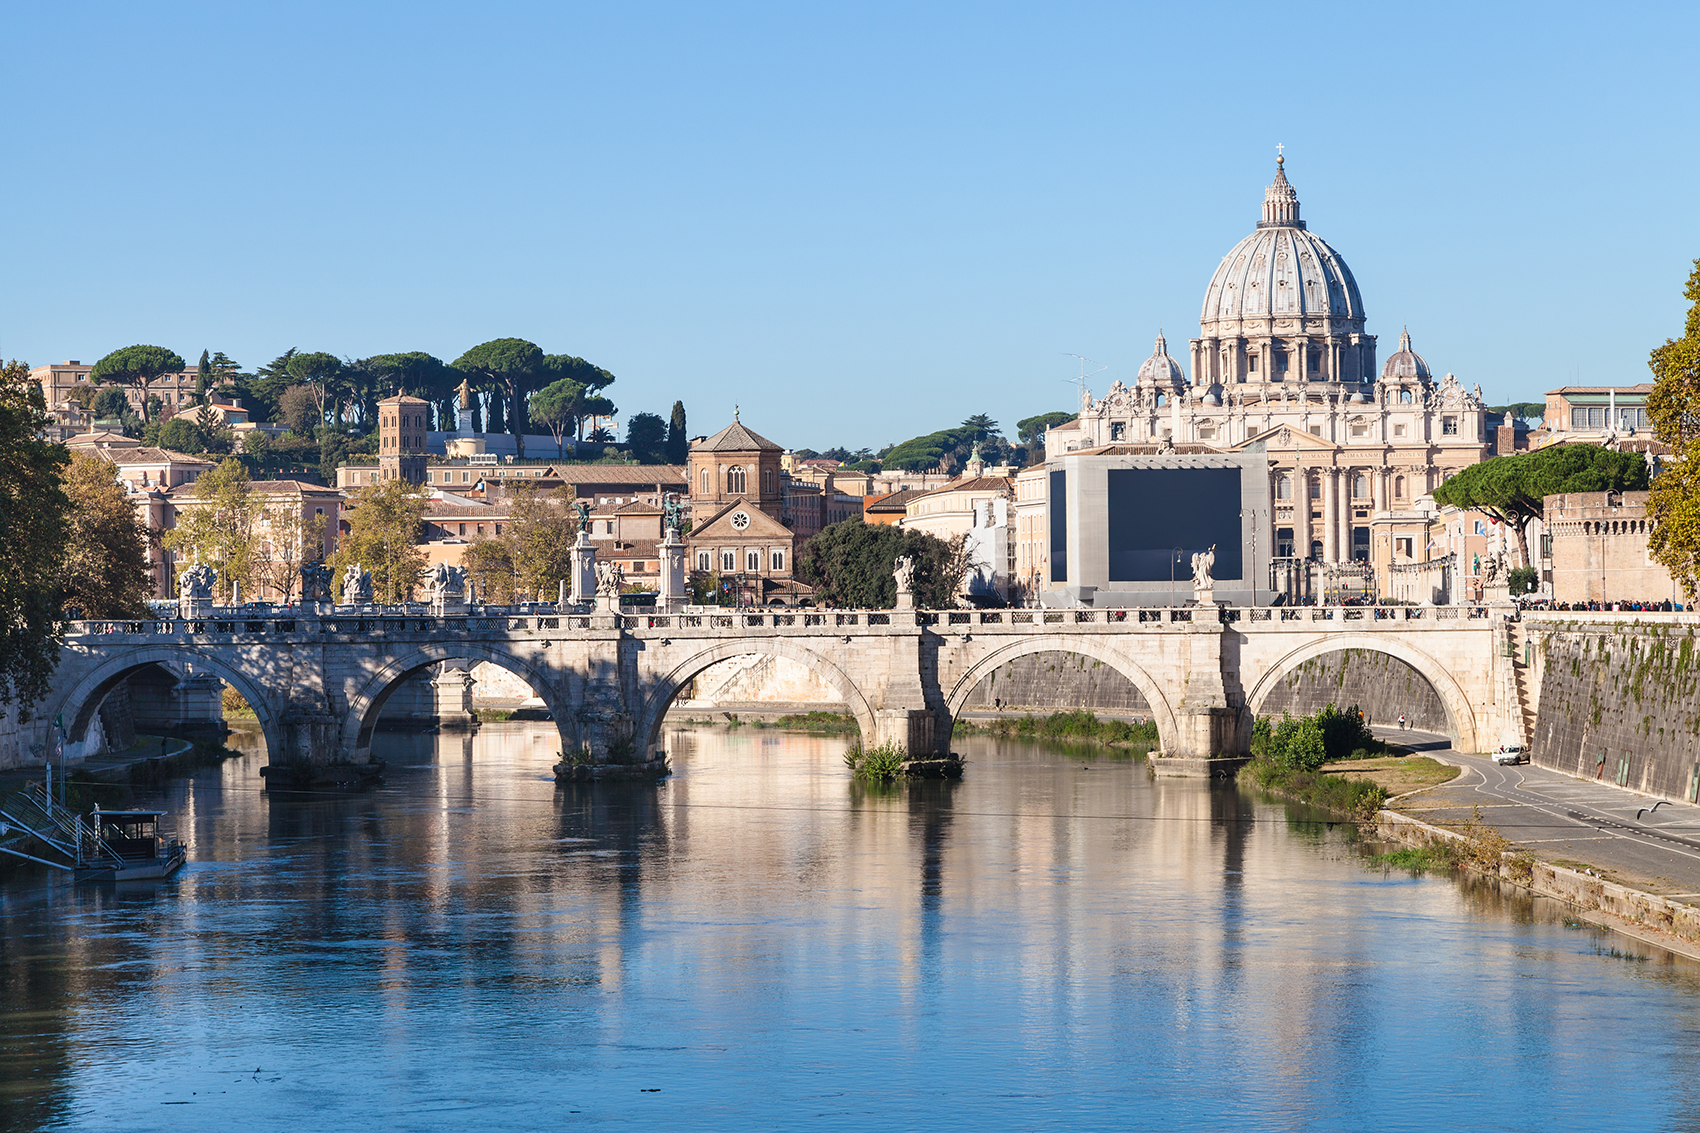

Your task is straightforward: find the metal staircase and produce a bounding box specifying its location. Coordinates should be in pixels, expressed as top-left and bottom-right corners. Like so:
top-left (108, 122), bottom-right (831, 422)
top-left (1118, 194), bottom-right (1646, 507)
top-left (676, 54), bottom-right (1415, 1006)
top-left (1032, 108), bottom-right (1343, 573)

top-left (0, 782), bottom-right (126, 872)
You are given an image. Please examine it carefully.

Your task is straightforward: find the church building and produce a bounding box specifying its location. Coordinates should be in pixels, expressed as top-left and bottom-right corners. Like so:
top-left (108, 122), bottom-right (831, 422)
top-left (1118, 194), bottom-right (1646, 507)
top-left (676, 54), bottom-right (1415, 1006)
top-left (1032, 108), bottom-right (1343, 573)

top-left (1042, 155), bottom-right (1492, 590)
top-left (686, 412), bottom-right (803, 604)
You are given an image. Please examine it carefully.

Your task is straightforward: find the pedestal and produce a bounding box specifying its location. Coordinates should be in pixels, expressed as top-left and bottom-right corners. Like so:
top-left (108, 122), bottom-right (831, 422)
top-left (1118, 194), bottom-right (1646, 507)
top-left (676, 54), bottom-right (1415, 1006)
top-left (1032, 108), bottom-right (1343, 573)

top-left (178, 597), bottom-right (211, 620)
top-left (658, 530), bottom-right (688, 613)
top-left (570, 535), bottom-right (596, 604)
top-left (894, 588), bottom-right (915, 611)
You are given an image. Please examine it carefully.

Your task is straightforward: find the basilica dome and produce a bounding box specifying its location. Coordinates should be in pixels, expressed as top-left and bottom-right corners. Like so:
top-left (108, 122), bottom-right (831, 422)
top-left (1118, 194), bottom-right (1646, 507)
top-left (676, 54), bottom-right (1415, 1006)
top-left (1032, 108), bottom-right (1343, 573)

top-left (1200, 158), bottom-right (1364, 327)
top-left (1136, 331), bottom-right (1186, 389)
top-left (1380, 327), bottom-right (1431, 382)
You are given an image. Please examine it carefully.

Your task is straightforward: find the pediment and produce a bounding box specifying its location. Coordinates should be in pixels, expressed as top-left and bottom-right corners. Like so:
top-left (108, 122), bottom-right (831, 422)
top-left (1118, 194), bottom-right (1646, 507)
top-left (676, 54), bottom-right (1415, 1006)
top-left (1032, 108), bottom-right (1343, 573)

top-left (690, 498), bottom-right (791, 539)
top-left (1234, 424), bottom-right (1336, 452)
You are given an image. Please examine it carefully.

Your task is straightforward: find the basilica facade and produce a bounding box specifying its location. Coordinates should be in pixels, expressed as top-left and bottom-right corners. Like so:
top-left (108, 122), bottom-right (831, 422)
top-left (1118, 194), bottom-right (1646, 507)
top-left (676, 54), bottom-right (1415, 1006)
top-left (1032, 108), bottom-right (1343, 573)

top-left (1044, 156), bottom-right (1492, 572)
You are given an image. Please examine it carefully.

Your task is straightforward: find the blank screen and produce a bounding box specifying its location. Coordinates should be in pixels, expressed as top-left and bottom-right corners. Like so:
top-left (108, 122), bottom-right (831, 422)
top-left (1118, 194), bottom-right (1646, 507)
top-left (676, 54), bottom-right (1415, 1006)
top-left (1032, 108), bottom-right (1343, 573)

top-left (1105, 468), bottom-right (1243, 582)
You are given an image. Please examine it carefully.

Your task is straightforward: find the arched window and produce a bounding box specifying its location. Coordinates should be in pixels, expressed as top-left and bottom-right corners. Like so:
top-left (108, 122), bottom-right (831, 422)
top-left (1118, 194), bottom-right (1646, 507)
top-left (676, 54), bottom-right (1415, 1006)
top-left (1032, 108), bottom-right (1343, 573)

top-left (697, 551), bottom-right (710, 571)
top-left (1394, 476), bottom-right (1405, 498)
top-left (771, 550), bottom-right (784, 571)
top-left (728, 466), bottom-right (746, 495)
top-left (1353, 474), bottom-right (1369, 499)
top-left (721, 550), bottom-right (736, 571)
top-left (1399, 389), bottom-right (1413, 404)
top-left (763, 468), bottom-right (773, 495)
top-left (1276, 475), bottom-right (1292, 500)
top-left (701, 468), bottom-right (710, 494)
top-left (746, 550), bottom-right (760, 571)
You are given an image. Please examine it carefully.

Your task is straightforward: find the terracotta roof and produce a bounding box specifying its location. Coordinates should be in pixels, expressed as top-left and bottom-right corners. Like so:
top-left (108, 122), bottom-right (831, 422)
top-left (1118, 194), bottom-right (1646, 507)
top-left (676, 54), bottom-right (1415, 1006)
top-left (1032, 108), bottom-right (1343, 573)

top-left (248, 480), bottom-right (341, 496)
top-left (65, 430), bottom-right (138, 448)
top-left (107, 447), bottom-right (219, 466)
top-left (694, 418), bottom-right (782, 453)
top-left (863, 491), bottom-right (912, 513)
top-left (607, 539), bottom-right (663, 561)
top-left (547, 464), bottom-right (688, 485)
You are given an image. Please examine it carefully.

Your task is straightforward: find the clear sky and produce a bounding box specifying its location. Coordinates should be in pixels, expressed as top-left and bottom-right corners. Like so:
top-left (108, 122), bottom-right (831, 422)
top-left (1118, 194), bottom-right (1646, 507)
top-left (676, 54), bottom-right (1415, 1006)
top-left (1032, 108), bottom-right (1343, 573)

top-left (4, 2), bottom-right (1697, 452)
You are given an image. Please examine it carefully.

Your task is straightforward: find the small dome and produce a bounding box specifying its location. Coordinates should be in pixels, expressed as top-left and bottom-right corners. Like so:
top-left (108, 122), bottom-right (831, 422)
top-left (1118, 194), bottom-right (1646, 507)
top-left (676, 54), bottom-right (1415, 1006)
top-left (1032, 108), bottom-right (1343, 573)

top-left (1136, 331), bottom-right (1186, 389)
top-left (1381, 327), bottom-right (1431, 382)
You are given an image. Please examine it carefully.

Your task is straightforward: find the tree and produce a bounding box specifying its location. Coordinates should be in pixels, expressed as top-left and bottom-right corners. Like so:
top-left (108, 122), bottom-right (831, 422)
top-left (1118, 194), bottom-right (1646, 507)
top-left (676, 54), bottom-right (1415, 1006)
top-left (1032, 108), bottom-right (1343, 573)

top-left (506, 486), bottom-right (578, 599)
top-left (163, 458), bottom-right (260, 604)
top-left (1489, 402), bottom-right (1546, 427)
top-left (248, 349), bottom-right (300, 424)
top-left (330, 478), bottom-right (427, 603)
top-left (881, 427), bottom-right (972, 472)
top-left (285, 351), bottom-right (345, 429)
top-left (195, 349), bottom-right (212, 406)
top-left (799, 517), bottom-right (973, 608)
top-left (531, 377), bottom-right (585, 457)
top-left (454, 338), bottom-right (544, 452)
top-left (1433, 444), bottom-right (1649, 568)
top-left (89, 345), bottom-right (186, 423)
top-left (59, 451), bottom-right (153, 617)
top-left (241, 430), bottom-right (272, 475)
top-left (90, 386), bottom-right (132, 423)
top-left (277, 384), bottom-right (320, 436)
top-left (1648, 257), bottom-right (1700, 598)
top-left (0, 358), bottom-right (71, 719)
top-left (667, 400), bottom-right (688, 463)
top-left (156, 418), bottom-right (206, 454)
top-left (625, 412), bottom-right (668, 463)
top-left (464, 537), bottom-right (517, 604)
top-left (959, 414), bottom-right (1000, 444)
top-left (360, 352), bottom-right (455, 429)
top-left (1017, 411), bottom-right (1074, 448)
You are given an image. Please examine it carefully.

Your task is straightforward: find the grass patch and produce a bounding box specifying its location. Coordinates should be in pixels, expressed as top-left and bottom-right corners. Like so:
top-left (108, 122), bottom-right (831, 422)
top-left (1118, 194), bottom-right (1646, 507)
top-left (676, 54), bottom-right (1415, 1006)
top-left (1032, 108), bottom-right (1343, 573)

top-left (763, 712), bottom-right (859, 733)
top-left (1327, 756), bottom-right (1459, 796)
top-left (1367, 846), bottom-right (1454, 872)
top-left (958, 711), bottom-right (1158, 751)
top-left (479, 709), bottom-right (516, 722)
top-left (843, 742), bottom-right (906, 783)
top-left (1239, 757), bottom-right (1388, 821)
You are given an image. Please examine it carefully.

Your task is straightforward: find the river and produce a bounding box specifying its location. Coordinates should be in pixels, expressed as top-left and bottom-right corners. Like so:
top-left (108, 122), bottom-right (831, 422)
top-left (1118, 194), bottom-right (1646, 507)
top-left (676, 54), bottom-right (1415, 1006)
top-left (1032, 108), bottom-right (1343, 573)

top-left (3, 721), bottom-right (1698, 1132)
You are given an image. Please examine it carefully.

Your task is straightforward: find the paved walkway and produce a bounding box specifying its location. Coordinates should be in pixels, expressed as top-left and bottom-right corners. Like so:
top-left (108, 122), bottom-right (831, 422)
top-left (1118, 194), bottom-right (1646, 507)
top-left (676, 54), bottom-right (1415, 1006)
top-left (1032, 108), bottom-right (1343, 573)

top-left (1380, 727), bottom-right (1700, 904)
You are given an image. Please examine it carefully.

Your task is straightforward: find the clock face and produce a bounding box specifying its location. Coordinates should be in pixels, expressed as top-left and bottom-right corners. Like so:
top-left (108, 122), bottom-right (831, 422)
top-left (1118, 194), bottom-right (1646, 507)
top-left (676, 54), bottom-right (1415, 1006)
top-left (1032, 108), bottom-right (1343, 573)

top-left (730, 510), bottom-right (751, 531)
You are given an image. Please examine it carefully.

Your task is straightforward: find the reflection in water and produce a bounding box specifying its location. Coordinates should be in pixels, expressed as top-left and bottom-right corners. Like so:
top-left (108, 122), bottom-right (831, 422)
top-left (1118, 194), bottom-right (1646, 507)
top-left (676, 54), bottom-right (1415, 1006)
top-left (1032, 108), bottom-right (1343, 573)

top-left (3, 721), bottom-right (1700, 1131)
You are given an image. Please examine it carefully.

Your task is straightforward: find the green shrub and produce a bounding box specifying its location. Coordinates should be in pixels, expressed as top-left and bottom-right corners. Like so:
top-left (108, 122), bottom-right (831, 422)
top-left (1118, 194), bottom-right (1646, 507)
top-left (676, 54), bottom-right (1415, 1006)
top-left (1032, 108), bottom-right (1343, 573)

top-left (843, 741), bottom-right (907, 782)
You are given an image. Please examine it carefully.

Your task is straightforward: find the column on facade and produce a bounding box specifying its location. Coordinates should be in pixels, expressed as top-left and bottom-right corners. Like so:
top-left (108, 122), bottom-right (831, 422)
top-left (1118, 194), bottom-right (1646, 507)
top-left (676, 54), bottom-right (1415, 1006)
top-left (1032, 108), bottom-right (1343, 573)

top-left (1373, 466), bottom-right (1387, 513)
top-left (1322, 468), bottom-right (1339, 563)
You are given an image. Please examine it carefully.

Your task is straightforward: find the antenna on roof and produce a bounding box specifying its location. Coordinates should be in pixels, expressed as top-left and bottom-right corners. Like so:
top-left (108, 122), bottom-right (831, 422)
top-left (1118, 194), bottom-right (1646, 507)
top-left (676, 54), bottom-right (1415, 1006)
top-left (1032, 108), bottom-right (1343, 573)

top-left (1063, 353), bottom-right (1108, 409)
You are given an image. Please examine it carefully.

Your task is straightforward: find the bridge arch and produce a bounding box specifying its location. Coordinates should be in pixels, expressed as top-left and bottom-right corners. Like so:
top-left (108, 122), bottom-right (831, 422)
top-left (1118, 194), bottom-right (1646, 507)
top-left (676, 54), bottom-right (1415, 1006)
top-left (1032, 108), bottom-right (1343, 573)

top-left (51, 646), bottom-right (285, 760)
top-left (343, 642), bottom-right (576, 759)
top-left (1243, 634), bottom-right (1480, 753)
top-left (638, 639), bottom-right (877, 759)
top-left (942, 635), bottom-right (1180, 752)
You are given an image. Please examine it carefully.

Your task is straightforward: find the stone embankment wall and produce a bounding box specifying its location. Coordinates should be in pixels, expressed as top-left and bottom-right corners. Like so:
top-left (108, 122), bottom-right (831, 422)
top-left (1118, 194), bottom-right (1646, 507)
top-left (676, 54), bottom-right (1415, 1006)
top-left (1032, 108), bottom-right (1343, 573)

top-left (1257, 648), bottom-right (1446, 732)
top-left (961, 652), bottom-right (1150, 715)
top-left (1529, 620), bottom-right (1700, 801)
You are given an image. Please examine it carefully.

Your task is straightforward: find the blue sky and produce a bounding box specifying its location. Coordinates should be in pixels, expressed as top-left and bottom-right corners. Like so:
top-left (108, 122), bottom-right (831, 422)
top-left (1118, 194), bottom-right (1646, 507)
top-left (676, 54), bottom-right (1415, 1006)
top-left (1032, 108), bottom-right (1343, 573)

top-left (4, 2), bottom-right (1697, 451)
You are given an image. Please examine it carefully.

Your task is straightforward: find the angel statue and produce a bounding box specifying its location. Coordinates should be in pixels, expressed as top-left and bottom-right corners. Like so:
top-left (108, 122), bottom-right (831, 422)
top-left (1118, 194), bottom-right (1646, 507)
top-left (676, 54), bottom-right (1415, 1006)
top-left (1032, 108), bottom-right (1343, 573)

top-left (299, 562), bottom-right (333, 603)
top-left (341, 563), bottom-right (374, 604)
top-left (574, 499), bottom-right (592, 533)
top-left (1190, 545), bottom-right (1216, 587)
top-left (893, 555), bottom-right (916, 593)
top-left (595, 559), bottom-right (625, 598)
top-left (179, 563), bottom-right (217, 600)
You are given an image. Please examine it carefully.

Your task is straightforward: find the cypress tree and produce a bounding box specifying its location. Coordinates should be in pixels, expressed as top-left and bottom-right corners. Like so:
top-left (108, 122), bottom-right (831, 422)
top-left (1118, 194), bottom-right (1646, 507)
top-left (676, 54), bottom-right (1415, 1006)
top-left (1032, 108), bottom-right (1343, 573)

top-left (666, 400), bottom-right (688, 464)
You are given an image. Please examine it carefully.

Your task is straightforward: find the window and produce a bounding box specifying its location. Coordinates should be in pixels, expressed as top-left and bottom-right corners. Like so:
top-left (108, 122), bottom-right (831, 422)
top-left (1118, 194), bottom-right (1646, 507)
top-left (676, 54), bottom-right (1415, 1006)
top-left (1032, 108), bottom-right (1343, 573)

top-left (1396, 537), bottom-right (1413, 558)
top-left (1308, 352), bottom-right (1319, 373)
top-left (771, 550), bottom-right (784, 571)
top-left (1248, 354), bottom-right (1258, 373)
top-left (747, 550), bottom-right (761, 571)
top-left (1199, 425), bottom-right (1216, 440)
top-left (763, 468), bottom-right (773, 495)
top-left (1308, 424), bottom-right (1322, 436)
top-left (1155, 394), bottom-right (1166, 407)
top-left (477, 524), bottom-right (485, 535)
top-left (458, 523), bottom-right (466, 536)
top-left (1399, 389), bottom-right (1412, 404)
top-left (701, 468), bottom-right (711, 494)
top-left (1309, 475), bottom-right (1321, 500)
top-left (728, 466), bottom-right (746, 494)
top-left (1353, 474), bottom-right (1369, 499)
top-left (721, 550), bottom-right (736, 571)
top-left (1394, 476), bottom-right (1405, 498)
top-left (697, 551), bottom-right (710, 571)
top-left (1276, 475), bottom-right (1291, 500)
top-left (461, 471), bottom-right (470, 482)
top-left (633, 562), bottom-right (645, 572)
top-left (1442, 416), bottom-right (1458, 436)
top-left (1274, 349), bottom-right (1289, 373)
top-left (1110, 422), bottom-right (1125, 441)
top-left (1276, 527), bottom-right (1294, 556)
top-left (1394, 424), bottom-right (1406, 437)
top-left (1350, 424), bottom-right (1368, 438)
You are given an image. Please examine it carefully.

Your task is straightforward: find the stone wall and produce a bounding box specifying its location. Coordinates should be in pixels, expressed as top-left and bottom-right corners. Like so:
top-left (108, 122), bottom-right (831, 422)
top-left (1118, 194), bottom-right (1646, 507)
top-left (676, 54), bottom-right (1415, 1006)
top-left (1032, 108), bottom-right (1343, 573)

top-left (1256, 648), bottom-right (1447, 733)
top-left (1530, 621), bottom-right (1700, 801)
top-left (961, 652), bottom-right (1151, 715)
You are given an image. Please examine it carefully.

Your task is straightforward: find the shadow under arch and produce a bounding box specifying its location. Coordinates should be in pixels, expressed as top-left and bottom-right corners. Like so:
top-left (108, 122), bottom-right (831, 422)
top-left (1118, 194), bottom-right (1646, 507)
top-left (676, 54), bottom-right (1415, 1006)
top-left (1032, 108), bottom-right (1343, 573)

top-left (942, 635), bottom-right (1179, 751)
top-left (343, 642), bottom-right (576, 759)
top-left (51, 646), bottom-right (284, 760)
top-left (1243, 633), bottom-right (1480, 753)
top-left (638, 639), bottom-right (877, 758)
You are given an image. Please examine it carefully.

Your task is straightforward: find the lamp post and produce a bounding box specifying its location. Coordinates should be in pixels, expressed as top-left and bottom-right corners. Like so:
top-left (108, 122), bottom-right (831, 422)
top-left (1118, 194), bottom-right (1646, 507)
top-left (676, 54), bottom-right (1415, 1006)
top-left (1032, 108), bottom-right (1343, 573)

top-left (1170, 547), bottom-right (1183, 607)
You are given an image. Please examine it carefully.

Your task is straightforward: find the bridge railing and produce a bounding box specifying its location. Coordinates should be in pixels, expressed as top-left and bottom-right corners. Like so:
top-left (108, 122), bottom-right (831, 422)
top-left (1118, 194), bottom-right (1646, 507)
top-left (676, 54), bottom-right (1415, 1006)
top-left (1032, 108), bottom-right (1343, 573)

top-left (62, 603), bottom-right (1514, 641)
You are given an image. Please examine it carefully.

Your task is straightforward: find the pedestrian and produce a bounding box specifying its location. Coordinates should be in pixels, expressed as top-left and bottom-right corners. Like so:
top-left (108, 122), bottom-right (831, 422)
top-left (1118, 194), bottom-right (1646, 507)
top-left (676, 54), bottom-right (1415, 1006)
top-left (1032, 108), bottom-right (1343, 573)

top-left (1398, 713), bottom-right (1407, 730)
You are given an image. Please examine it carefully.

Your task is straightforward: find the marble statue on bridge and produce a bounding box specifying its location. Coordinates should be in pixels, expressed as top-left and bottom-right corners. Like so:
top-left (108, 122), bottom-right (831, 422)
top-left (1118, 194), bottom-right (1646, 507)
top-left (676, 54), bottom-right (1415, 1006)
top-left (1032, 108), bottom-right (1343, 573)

top-left (300, 562), bottom-right (333, 604)
top-left (595, 560), bottom-right (625, 598)
top-left (892, 555), bottom-right (916, 611)
top-left (178, 564), bottom-right (217, 617)
top-left (341, 564), bottom-right (374, 605)
top-left (425, 562), bottom-right (467, 601)
top-left (1191, 545), bottom-right (1217, 606)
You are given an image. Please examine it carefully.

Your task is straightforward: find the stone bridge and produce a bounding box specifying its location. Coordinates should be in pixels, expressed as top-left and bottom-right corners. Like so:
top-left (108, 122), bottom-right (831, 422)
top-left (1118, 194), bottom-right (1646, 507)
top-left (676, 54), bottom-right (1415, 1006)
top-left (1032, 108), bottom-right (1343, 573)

top-left (21, 603), bottom-right (1522, 777)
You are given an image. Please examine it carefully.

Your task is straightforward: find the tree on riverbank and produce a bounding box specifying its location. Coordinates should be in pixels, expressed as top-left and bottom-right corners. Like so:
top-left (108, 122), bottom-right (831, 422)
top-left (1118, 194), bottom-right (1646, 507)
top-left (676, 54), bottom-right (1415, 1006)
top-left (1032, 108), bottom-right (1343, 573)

top-left (1648, 257), bottom-right (1700, 599)
top-left (59, 451), bottom-right (154, 617)
top-left (0, 358), bottom-right (70, 718)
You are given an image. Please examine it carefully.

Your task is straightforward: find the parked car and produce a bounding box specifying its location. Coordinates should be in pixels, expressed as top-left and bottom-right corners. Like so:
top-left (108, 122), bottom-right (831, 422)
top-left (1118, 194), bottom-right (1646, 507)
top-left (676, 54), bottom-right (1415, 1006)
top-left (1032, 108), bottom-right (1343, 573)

top-left (1493, 744), bottom-right (1527, 766)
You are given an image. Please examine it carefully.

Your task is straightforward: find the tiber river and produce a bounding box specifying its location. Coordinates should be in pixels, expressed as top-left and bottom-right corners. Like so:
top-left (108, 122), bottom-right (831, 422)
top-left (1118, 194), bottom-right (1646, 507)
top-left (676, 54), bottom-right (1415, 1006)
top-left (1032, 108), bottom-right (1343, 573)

top-left (5, 721), bottom-right (1700, 1132)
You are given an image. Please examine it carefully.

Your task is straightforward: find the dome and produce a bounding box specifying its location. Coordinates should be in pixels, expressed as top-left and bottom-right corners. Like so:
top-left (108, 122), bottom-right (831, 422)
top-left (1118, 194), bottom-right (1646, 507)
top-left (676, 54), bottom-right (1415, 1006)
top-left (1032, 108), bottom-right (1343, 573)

top-left (1380, 327), bottom-right (1431, 382)
top-left (1199, 156), bottom-right (1365, 328)
top-left (1136, 331), bottom-right (1186, 389)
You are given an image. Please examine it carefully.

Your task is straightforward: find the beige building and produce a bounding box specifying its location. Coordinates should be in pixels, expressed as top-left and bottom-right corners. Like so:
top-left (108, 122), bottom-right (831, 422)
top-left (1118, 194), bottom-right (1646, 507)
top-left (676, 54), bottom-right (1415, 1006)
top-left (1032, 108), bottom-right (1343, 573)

top-left (32, 361), bottom-right (203, 433)
top-left (1543, 490), bottom-right (1678, 606)
top-left (167, 394), bottom-right (283, 441)
top-left (898, 471), bottom-right (1016, 601)
top-left (686, 415), bottom-right (803, 604)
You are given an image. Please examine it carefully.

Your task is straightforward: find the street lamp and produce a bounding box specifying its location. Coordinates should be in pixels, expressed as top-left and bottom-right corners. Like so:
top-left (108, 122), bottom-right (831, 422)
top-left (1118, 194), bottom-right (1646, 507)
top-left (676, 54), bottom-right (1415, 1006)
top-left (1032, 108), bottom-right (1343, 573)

top-left (1170, 547), bottom-right (1183, 607)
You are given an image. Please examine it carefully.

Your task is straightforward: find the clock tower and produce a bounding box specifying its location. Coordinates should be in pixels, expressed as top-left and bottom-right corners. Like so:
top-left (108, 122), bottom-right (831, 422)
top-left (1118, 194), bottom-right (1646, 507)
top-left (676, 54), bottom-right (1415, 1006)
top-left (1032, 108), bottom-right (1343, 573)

top-left (685, 411), bottom-right (801, 604)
